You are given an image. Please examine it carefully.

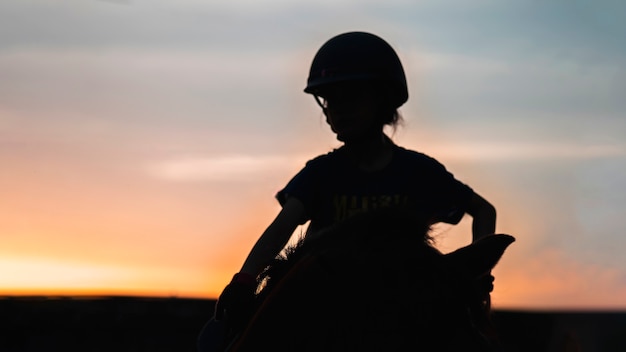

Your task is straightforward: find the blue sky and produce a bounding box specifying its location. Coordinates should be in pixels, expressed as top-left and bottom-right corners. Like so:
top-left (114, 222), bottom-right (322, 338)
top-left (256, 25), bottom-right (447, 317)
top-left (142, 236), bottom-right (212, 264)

top-left (1, 0), bottom-right (625, 307)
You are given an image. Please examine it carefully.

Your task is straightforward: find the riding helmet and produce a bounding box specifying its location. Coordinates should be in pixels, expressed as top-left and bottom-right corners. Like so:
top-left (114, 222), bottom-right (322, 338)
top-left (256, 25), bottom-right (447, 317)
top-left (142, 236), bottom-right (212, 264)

top-left (304, 32), bottom-right (408, 108)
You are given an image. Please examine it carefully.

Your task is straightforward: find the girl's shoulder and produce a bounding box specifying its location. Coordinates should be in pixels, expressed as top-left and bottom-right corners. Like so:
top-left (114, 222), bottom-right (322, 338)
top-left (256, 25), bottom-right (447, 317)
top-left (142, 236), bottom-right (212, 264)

top-left (305, 147), bottom-right (347, 167)
top-left (392, 144), bottom-right (444, 168)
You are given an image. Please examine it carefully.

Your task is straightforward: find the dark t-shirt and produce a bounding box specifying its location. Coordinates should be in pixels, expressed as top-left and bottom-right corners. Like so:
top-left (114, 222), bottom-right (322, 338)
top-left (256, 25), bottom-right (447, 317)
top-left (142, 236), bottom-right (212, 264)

top-left (276, 144), bottom-right (473, 234)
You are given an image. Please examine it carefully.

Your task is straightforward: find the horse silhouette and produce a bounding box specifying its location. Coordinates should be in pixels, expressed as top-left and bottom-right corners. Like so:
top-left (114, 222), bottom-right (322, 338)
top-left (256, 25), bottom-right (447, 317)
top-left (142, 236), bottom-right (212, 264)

top-left (218, 209), bottom-right (514, 351)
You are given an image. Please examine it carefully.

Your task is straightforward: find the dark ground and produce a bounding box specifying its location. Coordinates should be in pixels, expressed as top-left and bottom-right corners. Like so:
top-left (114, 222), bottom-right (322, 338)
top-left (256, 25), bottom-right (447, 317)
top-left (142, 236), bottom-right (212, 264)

top-left (1, 296), bottom-right (625, 352)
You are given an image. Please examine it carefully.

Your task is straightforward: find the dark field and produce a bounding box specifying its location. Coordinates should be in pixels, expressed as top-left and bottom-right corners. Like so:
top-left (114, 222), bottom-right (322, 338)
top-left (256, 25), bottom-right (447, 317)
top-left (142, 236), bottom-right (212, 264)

top-left (1, 296), bottom-right (625, 352)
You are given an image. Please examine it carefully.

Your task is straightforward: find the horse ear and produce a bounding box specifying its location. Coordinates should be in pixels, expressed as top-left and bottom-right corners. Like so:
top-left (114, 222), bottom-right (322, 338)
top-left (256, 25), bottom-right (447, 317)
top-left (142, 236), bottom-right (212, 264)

top-left (445, 234), bottom-right (515, 277)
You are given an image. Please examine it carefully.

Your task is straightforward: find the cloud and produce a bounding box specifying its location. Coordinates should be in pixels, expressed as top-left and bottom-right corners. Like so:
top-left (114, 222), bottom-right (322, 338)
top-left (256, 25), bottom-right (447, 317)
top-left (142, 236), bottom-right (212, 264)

top-left (401, 136), bottom-right (626, 162)
top-left (0, 255), bottom-right (129, 289)
top-left (147, 155), bottom-right (299, 182)
top-left (459, 143), bottom-right (624, 161)
top-left (0, 45), bottom-right (302, 138)
top-left (409, 48), bottom-right (626, 119)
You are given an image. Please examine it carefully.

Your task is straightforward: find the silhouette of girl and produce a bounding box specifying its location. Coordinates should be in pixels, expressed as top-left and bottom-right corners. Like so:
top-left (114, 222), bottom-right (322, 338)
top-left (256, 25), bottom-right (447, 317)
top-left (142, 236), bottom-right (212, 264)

top-left (199, 31), bottom-right (497, 351)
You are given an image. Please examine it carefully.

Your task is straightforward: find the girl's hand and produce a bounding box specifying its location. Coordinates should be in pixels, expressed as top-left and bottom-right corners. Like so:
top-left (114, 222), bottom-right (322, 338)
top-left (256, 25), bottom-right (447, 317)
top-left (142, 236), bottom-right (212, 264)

top-left (214, 273), bottom-right (257, 331)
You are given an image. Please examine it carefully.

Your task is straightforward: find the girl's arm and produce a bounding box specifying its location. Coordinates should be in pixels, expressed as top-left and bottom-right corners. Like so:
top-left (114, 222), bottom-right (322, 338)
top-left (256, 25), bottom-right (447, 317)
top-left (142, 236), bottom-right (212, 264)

top-left (239, 197), bottom-right (306, 277)
top-left (466, 192), bottom-right (497, 242)
top-left (213, 197), bottom-right (305, 322)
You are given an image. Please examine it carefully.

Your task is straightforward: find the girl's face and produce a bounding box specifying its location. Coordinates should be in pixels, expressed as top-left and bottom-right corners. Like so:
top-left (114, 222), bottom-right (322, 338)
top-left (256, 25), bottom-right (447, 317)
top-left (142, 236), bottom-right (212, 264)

top-left (317, 82), bottom-right (385, 143)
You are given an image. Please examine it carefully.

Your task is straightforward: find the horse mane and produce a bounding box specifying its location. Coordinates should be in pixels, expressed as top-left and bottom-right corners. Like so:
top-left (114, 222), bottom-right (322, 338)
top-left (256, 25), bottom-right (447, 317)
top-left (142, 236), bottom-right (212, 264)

top-left (258, 208), bottom-right (435, 298)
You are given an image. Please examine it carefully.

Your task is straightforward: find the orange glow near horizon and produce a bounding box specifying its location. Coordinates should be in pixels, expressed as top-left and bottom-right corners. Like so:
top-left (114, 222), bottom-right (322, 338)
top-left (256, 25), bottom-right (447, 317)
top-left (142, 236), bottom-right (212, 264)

top-left (3, 210), bottom-right (624, 310)
top-left (2, 124), bottom-right (625, 310)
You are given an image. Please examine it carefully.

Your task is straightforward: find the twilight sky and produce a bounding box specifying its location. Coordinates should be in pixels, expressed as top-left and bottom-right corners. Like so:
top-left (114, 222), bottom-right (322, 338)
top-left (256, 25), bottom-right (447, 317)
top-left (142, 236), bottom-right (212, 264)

top-left (1, 0), bottom-right (625, 309)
